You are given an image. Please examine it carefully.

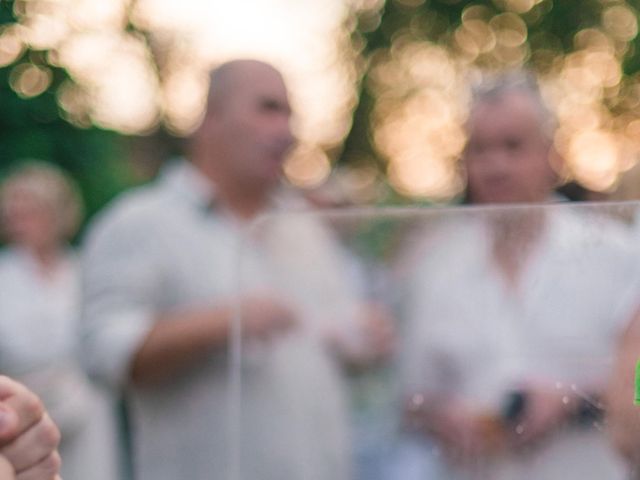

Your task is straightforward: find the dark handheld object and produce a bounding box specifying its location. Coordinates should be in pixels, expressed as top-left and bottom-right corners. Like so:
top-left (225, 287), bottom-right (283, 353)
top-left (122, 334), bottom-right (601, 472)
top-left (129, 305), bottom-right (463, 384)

top-left (501, 389), bottom-right (603, 427)
top-left (573, 397), bottom-right (604, 425)
top-left (501, 390), bottom-right (527, 424)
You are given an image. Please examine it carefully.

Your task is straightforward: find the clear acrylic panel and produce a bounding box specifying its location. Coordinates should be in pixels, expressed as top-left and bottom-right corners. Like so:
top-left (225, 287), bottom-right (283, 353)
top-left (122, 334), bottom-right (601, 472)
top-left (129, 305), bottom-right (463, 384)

top-left (228, 201), bottom-right (640, 480)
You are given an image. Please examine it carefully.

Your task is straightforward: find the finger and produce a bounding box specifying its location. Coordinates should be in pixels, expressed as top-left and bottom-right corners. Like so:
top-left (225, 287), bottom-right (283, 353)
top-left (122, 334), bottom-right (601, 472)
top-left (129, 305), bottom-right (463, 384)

top-left (0, 376), bottom-right (25, 400)
top-left (2, 414), bottom-right (60, 474)
top-left (0, 379), bottom-right (43, 444)
top-left (15, 451), bottom-right (61, 480)
top-left (0, 406), bottom-right (19, 445)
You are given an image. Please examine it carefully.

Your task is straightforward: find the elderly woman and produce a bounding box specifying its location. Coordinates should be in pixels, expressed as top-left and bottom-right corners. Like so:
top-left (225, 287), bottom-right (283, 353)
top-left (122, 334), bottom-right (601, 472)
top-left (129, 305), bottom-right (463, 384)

top-left (0, 162), bottom-right (118, 480)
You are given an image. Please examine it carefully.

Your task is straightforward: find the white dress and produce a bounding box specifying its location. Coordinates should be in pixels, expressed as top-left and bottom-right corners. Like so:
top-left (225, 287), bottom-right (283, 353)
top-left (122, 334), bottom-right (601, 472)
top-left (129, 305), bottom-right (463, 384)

top-left (0, 247), bottom-right (119, 480)
top-left (400, 205), bottom-right (640, 480)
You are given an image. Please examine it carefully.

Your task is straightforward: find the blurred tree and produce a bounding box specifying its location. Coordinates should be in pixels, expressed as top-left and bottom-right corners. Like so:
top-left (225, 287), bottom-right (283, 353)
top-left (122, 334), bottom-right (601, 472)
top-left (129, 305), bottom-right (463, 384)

top-left (343, 0), bottom-right (640, 201)
top-left (2, 0), bottom-right (639, 208)
top-left (0, 0), bottom-right (140, 226)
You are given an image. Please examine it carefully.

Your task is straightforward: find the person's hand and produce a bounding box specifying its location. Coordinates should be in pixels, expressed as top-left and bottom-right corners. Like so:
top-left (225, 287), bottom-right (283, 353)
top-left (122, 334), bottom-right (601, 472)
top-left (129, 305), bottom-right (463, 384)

top-left (326, 303), bottom-right (396, 369)
top-left (239, 296), bottom-right (297, 341)
top-left (355, 304), bottom-right (396, 364)
top-left (506, 382), bottom-right (573, 449)
top-left (0, 376), bottom-right (61, 480)
top-left (405, 394), bottom-right (508, 464)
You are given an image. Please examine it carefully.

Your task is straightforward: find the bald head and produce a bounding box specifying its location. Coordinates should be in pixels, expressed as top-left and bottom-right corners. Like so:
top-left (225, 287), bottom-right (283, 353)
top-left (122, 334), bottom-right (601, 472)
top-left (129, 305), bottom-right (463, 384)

top-left (206, 59), bottom-right (286, 113)
top-left (192, 59), bottom-right (294, 200)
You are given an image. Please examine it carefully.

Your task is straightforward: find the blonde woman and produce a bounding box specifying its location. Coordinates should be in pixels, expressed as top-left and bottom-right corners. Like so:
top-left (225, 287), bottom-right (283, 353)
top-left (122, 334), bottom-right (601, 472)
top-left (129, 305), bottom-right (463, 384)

top-left (0, 162), bottom-right (118, 480)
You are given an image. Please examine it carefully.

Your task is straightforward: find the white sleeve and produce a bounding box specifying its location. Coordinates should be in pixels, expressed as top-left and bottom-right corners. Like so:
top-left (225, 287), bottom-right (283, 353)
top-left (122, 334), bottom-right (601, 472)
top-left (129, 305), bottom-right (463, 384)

top-left (79, 206), bottom-right (162, 390)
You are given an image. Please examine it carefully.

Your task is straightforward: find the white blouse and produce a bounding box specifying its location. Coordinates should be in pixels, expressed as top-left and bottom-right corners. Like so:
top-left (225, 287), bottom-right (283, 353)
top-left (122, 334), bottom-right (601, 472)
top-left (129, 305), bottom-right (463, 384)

top-left (401, 206), bottom-right (640, 480)
top-left (0, 247), bottom-right (119, 480)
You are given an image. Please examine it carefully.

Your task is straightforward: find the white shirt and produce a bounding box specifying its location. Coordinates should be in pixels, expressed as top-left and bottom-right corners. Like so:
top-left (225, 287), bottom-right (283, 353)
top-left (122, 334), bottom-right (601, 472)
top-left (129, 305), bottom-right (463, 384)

top-left (0, 248), bottom-right (77, 373)
top-left (0, 247), bottom-right (119, 480)
top-left (80, 160), bottom-right (361, 480)
top-left (400, 205), bottom-right (640, 480)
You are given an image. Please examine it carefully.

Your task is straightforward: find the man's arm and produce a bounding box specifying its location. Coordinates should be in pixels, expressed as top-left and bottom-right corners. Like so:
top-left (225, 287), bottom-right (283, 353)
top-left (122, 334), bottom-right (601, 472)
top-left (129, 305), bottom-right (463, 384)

top-left (130, 297), bottom-right (296, 386)
top-left (0, 376), bottom-right (61, 480)
top-left (325, 303), bottom-right (395, 371)
top-left (81, 204), bottom-right (296, 389)
top-left (130, 307), bottom-right (231, 386)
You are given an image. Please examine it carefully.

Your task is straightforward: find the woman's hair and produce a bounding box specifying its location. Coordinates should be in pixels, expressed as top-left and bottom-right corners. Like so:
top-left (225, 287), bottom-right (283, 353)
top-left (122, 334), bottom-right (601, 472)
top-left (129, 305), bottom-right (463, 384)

top-left (469, 70), bottom-right (557, 142)
top-left (0, 161), bottom-right (84, 240)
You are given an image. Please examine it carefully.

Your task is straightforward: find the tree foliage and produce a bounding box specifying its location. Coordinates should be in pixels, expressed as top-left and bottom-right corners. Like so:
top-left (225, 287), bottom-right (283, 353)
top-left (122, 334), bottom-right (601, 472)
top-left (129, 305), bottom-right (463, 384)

top-left (343, 0), bottom-right (640, 199)
top-left (0, 0), bottom-right (138, 223)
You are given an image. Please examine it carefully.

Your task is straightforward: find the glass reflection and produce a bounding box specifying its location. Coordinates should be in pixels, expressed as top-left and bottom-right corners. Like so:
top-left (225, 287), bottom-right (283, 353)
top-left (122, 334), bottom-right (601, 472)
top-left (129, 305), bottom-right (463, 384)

top-left (232, 201), bottom-right (640, 480)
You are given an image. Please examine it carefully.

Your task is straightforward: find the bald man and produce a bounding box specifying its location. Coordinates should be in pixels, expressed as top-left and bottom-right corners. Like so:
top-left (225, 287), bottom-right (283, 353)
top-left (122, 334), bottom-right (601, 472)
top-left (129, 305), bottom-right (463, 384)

top-left (80, 60), bottom-right (370, 480)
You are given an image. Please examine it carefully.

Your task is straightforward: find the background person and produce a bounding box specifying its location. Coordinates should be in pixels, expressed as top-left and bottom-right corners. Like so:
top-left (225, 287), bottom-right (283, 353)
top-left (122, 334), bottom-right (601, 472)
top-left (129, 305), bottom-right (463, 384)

top-left (80, 59), bottom-right (391, 480)
top-left (0, 162), bottom-right (119, 480)
top-left (399, 71), bottom-right (640, 480)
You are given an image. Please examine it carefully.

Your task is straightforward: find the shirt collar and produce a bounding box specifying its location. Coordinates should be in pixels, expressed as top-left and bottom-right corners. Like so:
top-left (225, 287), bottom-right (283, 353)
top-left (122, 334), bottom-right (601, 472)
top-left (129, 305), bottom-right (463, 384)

top-left (161, 159), bottom-right (218, 212)
top-left (160, 158), bottom-right (303, 218)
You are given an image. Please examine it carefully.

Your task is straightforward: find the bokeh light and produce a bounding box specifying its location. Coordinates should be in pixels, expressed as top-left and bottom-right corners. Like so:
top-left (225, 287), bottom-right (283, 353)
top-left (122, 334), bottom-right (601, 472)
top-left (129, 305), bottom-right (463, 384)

top-left (7, 0), bottom-right (367, 186)
top-left (363, 0), bottom-right (640, 199)
top-left (284, 145), bottom-right (332, 189)
top-left (0, 26), bottom-right (26, 67)
top-left (369, 42), bottom-right (469, 199)
top-left (4, 0), bottom-right (640, 200)
top-left (9, 62), bottom-right (52, 98)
